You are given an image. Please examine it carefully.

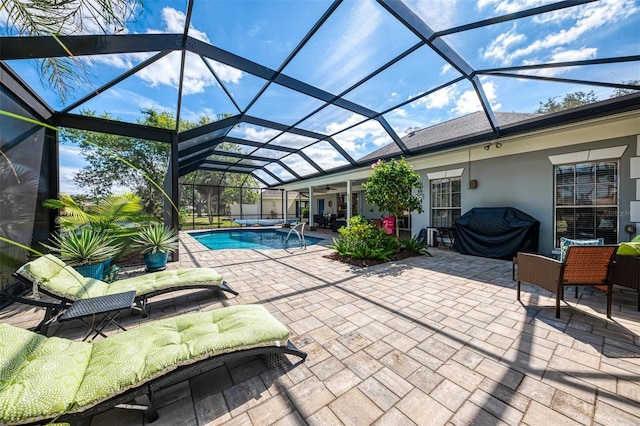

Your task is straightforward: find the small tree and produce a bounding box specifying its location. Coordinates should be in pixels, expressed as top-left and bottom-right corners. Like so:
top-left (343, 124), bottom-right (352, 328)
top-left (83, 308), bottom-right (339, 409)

top-left (363, 158), bottom-right (424, 238)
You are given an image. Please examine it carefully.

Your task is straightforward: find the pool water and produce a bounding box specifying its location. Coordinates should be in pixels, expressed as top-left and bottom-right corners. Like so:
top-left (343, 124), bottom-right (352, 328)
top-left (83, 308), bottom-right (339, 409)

top-left (191, 229), bottom-right (323, 250)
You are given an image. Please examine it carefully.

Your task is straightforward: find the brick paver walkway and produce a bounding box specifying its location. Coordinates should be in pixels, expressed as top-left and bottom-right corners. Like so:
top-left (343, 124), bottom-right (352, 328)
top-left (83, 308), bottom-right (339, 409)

top-left (3, 230), bottom-right (640, 425)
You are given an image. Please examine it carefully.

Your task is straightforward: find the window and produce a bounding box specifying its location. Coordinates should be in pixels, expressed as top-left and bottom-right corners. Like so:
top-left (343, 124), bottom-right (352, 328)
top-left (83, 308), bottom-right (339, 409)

top-left (431, 177), bottom-right (461, 227)
top-left (554, 161), bottom-right (618, 246)
top-left (337, 193), bottom-right (358, 217)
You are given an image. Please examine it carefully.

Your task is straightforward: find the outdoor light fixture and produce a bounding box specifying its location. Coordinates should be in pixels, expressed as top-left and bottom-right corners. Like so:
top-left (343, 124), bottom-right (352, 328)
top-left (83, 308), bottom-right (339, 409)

top-left (625, 223), bottom-right (636, 240)
top-left (483, 144), bottom-right (490, 150)
top-left (495, 142), bottom-right (503, 148)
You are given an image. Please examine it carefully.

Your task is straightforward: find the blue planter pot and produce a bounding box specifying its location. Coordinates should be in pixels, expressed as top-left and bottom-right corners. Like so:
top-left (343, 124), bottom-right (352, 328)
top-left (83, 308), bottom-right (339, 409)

top-left (73, 262), bottom-right (105, 280)
top-left (144, 252), bottom-right (168, 272)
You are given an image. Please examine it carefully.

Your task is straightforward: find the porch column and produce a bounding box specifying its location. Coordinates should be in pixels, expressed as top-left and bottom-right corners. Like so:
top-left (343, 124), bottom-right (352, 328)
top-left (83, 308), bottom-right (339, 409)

top-left (346, 180), bottom-right (352, 223)
top-left (283, 190), bottom-right (288, 223)
top-left (308, 187), bottom-right (314, 224)
top-left (163, 132), bottom-right (179, 261)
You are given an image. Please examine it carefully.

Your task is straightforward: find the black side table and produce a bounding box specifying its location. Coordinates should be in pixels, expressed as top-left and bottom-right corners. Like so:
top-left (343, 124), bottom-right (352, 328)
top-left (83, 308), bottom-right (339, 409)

top-left (58, 291), bottom-right (135, 341)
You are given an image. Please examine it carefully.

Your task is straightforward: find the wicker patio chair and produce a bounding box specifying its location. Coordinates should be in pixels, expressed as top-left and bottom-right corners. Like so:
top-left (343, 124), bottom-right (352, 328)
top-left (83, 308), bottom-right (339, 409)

top-left (609, 254), bottom-right (640, 311)
top-left (516, 245), bottom-right (618, 318)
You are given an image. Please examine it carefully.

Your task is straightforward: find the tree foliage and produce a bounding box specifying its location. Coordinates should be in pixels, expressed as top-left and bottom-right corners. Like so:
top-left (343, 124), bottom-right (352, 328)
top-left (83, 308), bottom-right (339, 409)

top-left (1, 0), bottom-right (142, 102)
top-left (65, 108), bottom-right (213, 216)
top-left (363, 158), bottom-right (424, 238)
top-left (535, 90), bottom-right (598, 114)
top-left (609, 80), bottom-right (640, 98)
top-left (182, 168), bottom-right (260, 224)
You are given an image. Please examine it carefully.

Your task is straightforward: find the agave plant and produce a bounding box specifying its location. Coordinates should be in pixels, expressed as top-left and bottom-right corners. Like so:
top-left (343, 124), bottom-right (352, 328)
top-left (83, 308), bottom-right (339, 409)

top-left (43, 226), bottom-right (121, 266)
top-left (132, 224), bottom-right (179, 255)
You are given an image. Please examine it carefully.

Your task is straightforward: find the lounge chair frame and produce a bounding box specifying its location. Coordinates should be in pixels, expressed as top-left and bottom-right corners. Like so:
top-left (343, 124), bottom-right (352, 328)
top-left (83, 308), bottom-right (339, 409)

top-left (16, 340), bottom-right (306, 426)
top-left (5, 272), bottom-right (238, 335)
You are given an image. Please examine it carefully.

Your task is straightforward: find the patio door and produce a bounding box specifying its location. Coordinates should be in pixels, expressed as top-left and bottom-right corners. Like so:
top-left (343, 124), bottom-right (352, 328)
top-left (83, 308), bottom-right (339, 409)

top-left (318, 199), bottom-right (325, 215)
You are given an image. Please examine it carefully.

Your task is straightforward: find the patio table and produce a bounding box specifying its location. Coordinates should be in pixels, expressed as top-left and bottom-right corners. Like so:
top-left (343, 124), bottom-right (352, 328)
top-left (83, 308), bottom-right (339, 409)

top-left (58, 291), bottom-right (135, 341)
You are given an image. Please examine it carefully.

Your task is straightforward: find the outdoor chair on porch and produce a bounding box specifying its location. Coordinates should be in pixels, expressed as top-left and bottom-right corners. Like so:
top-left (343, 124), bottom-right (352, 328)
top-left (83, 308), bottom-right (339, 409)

top-left (313, 214), bottom-right (329, 228)
top-left (0, 304), bottom-right (306, 425)
top-left (5, 254), bottom-right (238, 334)
top-left (516, 245), bottom-right (618, 318)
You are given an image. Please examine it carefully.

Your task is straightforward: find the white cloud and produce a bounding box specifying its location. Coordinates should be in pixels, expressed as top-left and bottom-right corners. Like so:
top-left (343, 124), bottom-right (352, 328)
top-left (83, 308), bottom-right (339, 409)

top-left (330, 115), bottom-right (390, 156)
top-left (411, 85), bottom-right (456, 109)
top-left (483, 25), bottom-right (527, 63)
top-left (241, 126), bottom-right (281, 143)
top-left (393, 108), bottom-right (408, 117)
top-left (90, 8), bottom-right (242, 95)
top-left (522, 47), bottom-right (598, 77)
top-left (478, 0), bottom-right (551, 15)
top-left (59, 166), bottom-right (82, 194)
top-left (406, 0), bottom-right (459, 31)
top-left (452, 80), bottom-right (500, 115)
top-left (441, 63), bottom-right (453, 75)
top-left (298, 143), bottom-right (348, 170)
top-left (482, 0), bottom-right (637, 66)
top-left (550, 47), bottom-right (598, 63)
top-left (161, 7), bottom-right (207, 43)
top-left (426, 86), bottom-right (456, 109)
top-left (281, 154), bottom-right (320, 175)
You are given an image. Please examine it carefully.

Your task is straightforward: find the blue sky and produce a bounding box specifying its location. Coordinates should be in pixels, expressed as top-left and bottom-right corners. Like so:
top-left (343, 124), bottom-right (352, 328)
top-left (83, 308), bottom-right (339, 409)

top-left (3, 0), bottom-right (639, 192)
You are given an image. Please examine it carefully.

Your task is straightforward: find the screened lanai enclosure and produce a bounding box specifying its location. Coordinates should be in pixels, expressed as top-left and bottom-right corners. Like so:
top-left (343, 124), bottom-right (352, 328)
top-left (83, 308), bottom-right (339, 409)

top-left (0, 0), bottom-right (638, 283)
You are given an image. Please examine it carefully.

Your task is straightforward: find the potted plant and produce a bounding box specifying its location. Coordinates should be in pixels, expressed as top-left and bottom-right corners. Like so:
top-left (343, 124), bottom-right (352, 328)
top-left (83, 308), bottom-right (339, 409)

top-left (132, 224), bottom-right (179, 272)
top-left (43, 226), bottom-right (121, 279)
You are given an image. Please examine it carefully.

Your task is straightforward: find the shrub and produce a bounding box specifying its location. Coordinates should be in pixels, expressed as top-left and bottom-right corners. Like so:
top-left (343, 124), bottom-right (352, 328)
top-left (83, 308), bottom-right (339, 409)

top-left (328, 216), bottom-right (396, 261)
top-left (400, 236), bottom-right (431, 256)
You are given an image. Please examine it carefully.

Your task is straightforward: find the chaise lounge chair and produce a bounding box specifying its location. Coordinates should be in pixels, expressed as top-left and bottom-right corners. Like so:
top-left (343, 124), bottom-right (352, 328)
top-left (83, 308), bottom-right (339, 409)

top-left (7, 254), bottom-right (238, 333)
top-left (0, 304), bottom-right (306, 425)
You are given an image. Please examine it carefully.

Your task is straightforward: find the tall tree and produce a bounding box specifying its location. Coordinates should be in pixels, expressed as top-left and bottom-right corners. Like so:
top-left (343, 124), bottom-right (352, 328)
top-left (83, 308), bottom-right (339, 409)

top-left (65, 109), bottom-right (209, 216)
top-left (535, 90), bottom-right (598, 114)
top-left (1, 0), bottom-right (142, 102)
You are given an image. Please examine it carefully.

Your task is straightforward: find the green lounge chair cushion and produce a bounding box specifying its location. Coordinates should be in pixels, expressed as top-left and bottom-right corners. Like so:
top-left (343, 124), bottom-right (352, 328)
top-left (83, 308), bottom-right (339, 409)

top-left (0, 327), bottom-right (92, 424)
top-left (617, 242), bottom-right (640, 257)
top-left (16, 254), bottom-right (224, 301)
top-left (0, 305), bottom-right (290, 424)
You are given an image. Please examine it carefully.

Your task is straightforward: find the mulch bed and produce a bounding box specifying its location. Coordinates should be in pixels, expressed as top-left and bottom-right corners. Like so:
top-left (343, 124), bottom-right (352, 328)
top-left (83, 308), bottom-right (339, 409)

top-left (323, 250), bottom-right (424, 268)
top-left (115, 251), bottom-right (145, 267)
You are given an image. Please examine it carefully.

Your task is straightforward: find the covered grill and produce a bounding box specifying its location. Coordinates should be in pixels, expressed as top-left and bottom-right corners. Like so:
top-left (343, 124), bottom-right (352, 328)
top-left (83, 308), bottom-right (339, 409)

top-left (454, 207), bottom-right (539, 259)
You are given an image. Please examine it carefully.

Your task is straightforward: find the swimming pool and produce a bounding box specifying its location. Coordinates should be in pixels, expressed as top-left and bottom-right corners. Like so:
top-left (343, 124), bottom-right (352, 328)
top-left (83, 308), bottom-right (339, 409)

top-left (190, 229), bottom-right (323, 250)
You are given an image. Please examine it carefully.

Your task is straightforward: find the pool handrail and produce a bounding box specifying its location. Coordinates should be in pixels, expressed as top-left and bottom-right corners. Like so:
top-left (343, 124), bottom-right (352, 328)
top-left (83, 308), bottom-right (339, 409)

top-left (286, 222), bottom-right (306, 249)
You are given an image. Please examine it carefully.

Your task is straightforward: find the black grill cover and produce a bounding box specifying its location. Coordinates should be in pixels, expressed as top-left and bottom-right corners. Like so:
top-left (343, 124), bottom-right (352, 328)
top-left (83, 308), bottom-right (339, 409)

top-left (454, 207), bottom-right (539, 259)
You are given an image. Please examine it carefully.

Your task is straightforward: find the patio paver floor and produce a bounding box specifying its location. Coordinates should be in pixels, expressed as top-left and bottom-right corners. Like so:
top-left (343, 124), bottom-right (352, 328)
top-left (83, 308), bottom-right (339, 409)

top-left (3, 230), bottom-right (640, 425)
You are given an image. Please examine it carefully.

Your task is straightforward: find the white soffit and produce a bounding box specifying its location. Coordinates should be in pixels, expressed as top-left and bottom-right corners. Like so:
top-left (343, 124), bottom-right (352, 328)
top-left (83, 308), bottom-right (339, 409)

top-left (426, 168), bottom-right (464, 180)
top-left (547, 146), bottom-right (628, 165)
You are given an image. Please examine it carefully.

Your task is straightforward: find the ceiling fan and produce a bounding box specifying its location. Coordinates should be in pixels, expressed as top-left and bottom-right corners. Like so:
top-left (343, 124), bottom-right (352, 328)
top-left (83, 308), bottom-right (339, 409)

top-left (321, 185), bottom-right (339, 192)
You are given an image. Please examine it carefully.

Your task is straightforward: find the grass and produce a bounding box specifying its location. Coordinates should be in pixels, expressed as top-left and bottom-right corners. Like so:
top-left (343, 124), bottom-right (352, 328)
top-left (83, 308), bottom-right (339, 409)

top-left (180, 215), bottom-right (244, 229)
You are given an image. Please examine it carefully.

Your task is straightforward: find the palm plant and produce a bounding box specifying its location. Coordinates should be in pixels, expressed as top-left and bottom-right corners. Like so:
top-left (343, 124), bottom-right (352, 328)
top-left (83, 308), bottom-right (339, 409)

top-left (43, 192), bottom-right (153, 236)
top-left (3, 0), bottom-right (142, 102)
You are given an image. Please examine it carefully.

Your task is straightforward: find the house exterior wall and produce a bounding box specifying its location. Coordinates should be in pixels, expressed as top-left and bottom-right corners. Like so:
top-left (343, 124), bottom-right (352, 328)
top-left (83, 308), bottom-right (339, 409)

top-left (411, 112), bottom-right (639, 255)
top-left (280, 109), bottom-right (639, 255)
